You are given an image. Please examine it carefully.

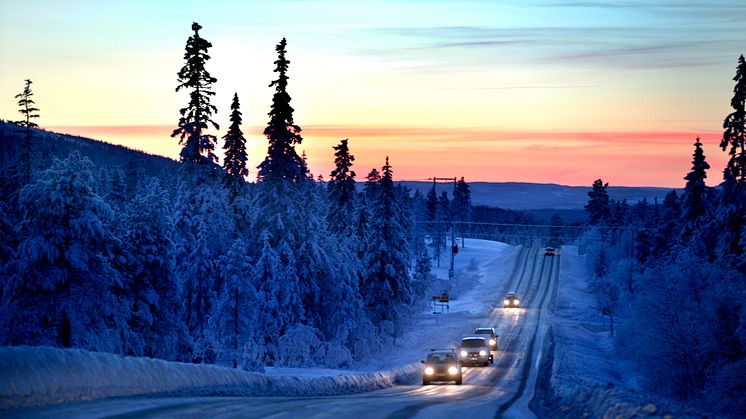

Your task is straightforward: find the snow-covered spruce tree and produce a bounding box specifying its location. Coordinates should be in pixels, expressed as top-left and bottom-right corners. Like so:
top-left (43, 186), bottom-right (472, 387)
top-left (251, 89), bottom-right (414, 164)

top-left (119, 178), bottom-right (187, 360)
top-left (364, 168), bottom-right (381, 201)
top-left (681, 137), bottom-right (711, 239)
top-left (257, 38), bottom-right (306, 183)
top-left (171, 22), bottom-right (219, 165)
top-left (209, 238), bottom-right (263, 371)
top-left (252, 233), bottom-right (303, 364)
top-left (14, 79), bottom-right (40, 184)
top-left (451, 177), bottom-right (472, 223)
top-left (718, 56), bottom-right (746, 272)
top-left (222, 93), bottom-right (249, 191)
top-left (327, 138), bottom-right (356, 237)
top-left (362, 157), bottom-right (414, 338)
top-left (2, 152), bottom-right (124, 351)
top-left (181, 221), bottom-right (217, 363)
top-left (585, 178), bottom-right (611, 225)
top-left (722, 55), bottom-right (746, 187)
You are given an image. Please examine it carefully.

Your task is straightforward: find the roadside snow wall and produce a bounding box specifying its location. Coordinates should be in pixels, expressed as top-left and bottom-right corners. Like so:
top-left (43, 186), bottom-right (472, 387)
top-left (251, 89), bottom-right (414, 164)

top-left (0, 346), bottom-right (420, 411)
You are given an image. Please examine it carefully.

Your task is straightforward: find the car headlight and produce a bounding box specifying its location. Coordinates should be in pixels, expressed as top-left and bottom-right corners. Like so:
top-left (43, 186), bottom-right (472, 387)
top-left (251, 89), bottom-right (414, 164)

top-left (489, 339), bottom-right (496, 345)
top-left (514, 300), bottom-right (520, 305)
top-left (504, 299), bottom-right (509, 305)
top-left (425, 367), bottom-right (434, 375)
top-left (448, 366), bottom-right (458, 375)
top-left (460, 350), bottom-right (467, 357)
top-left (479, 350), bottom-right (486, 356)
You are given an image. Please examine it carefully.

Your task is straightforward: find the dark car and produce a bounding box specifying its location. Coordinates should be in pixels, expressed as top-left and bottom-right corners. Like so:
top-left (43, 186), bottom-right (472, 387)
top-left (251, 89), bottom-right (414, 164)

top-left (474, 327), bottom-right (498, 354)
top-left (459, 337), bottom-right (490, 367)
top-left (421, 349), bottom-right (462, 385)
top-left (504, 292), bottom-right (520, 308)
top-left (544, 247), bottom-right (557, 256)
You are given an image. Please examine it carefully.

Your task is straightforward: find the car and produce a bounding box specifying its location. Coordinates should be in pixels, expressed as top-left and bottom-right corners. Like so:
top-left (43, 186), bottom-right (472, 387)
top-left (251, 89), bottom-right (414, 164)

top-left (474, 327), bottom-right (499, 355)
top-left (459, 337), bottom-right (491, 367)
top-left (421, 349), bottom-right (462, 385)
top-left (504, 292), bottom-right (520, 308)
top-left (544, 247), bottom-right (557, 256)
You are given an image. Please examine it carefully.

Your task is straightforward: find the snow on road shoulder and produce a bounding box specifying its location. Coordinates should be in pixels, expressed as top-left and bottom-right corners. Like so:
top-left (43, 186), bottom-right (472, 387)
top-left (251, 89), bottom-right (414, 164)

top-left (0, 345), bottom-right (420, 411)
top-left (552, 245), bottom-right (639, 390)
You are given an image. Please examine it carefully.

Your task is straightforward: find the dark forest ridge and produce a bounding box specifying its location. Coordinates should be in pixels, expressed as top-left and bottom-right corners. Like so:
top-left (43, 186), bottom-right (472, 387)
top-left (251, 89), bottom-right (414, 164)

top-left (400, 181), bottom-right (677, 210)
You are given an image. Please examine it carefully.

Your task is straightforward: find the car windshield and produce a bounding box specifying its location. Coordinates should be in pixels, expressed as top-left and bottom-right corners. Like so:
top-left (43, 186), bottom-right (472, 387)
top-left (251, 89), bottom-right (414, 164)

top-left (427, 353), bottom-right (456, 362)
top-left (475, 329), bottom-right (493, 335)
top-left (461, 338), bottom-right (486, 347)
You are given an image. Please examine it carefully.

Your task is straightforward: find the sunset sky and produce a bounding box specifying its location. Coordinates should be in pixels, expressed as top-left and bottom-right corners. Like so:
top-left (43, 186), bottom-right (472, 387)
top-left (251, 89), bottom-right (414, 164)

top-left (1, 0), bottom-right (745, 187)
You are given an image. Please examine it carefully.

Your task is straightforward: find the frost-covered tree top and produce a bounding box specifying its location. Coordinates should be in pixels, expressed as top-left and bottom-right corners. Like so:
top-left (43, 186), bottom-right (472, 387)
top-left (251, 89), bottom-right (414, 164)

top-left (722, 54), bottom-right (746, 185)
top-left (585, 179), bottom-right (611, 225)
top-left (172, 22), bottom-right (219, 165)
top-left (15, 79), bottom-right (40, 128)
top-left (452, 177), bottom-right (472, 222)
top-left (257, 38), bottom-right (306, 183)
top-left (327, 139), bottom-right (356, 236)
top-left (682, 137), bottom-right (710, 226)
top-left (222, 93), bottom-right (249, 183)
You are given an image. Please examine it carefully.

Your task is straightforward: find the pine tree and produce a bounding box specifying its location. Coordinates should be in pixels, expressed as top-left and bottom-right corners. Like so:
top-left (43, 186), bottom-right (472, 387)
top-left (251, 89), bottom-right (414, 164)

top-left (437, 191), bottom-right (451, 222)
top-left (3, 152), bottom-right (124, 351)
top-left (363, 157), bottom-right (413, 335)
top-left (451, 177), bottom-right (472, 223)
top-left (171, 22), bottom-right (219, 165)
top-left (14, 79), bottom-right (39, 184)
top-left (222, 93), bottom-right (249, 187)
top-left (15, 79), bottom-right (40, 128)
top-left (120, 178), bottom-right (186, 360)
top-left (257, 38), bottom-right (306, 183)
top-left (722, 55), bottom-right (746, 187)
top-left (681, 137), bottom-right (711, 234)
top-left (426, 182), bottom-right (438, 222)
top-left (210, 238), bottom-right (262, 370)
top-left (181, 222), bottom-right (217, 363)
top-left (327, 139), bottom-right (356, 236)
top-left (586, 179), bottom-right (611, 225)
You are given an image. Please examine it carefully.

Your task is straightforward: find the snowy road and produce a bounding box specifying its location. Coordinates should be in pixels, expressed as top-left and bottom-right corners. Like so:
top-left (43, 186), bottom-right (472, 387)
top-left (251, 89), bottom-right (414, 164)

top-left (11, 246), bottom-right (561, 419)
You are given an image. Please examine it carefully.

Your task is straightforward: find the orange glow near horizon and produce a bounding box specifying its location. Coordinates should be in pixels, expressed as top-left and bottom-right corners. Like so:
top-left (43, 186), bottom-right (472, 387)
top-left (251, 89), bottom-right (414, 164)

top-left (46, 124), bottom-right (730, 188)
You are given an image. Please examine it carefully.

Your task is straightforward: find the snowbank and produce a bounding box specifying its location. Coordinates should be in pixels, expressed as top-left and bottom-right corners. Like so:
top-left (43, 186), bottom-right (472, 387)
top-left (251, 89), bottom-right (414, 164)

top-left (0, 346), bottom-right (420, 411)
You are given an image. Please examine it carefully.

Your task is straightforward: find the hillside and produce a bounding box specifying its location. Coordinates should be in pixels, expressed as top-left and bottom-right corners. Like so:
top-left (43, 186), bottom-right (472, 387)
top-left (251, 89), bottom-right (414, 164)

top-left (0, 122), bottom-right (178, 180)
top-left (400, 181), bottom-right (678, 210)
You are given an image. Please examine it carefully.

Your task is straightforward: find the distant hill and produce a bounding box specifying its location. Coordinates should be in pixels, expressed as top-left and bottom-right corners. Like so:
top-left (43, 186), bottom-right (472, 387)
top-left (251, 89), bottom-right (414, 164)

top-left (0, 121), bottom-right (178, 180)
top-left (399, 181), bottom-right (678, 210)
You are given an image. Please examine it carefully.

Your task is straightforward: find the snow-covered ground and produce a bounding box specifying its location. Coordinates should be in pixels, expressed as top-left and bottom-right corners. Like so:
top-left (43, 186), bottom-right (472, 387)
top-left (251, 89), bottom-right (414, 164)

top-left (552, 245), bottom-right (640, 390)
top-left (539, 246), bottom-right (708, 418)
top-left (0, 239), bottom-right (515, 413)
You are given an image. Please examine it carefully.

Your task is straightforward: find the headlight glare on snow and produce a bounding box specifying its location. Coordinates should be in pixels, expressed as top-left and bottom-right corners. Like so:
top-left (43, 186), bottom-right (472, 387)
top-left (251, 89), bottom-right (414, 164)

top-left (489, 339), bottom-right (496, 345)
top-left (448, 366), bottom-right (458, 375)
top-left (479, 350), bottom-right (486, 356)
top-left (460, 350), bottom-right (467, 357)
top-left (425, 367), bottom-right (434, 375)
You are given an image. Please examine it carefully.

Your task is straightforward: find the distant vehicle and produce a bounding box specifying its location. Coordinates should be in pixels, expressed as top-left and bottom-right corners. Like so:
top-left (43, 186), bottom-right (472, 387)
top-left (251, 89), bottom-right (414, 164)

top-left (459, 337), bottom-right (490, 367)
top-left (544, 247), bottom-right (557, 256)
top-left (474, 327), bottom-right (498, 355)
top-left (421, 349), bottom-right (462, 385)
top-left (504, 292), bottom-right (520, 308)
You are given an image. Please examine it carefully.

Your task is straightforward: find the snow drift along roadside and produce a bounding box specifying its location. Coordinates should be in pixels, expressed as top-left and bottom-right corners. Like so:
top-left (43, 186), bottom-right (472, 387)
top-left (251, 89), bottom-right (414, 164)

top-left (0, 346), bottom-right (420, 411)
